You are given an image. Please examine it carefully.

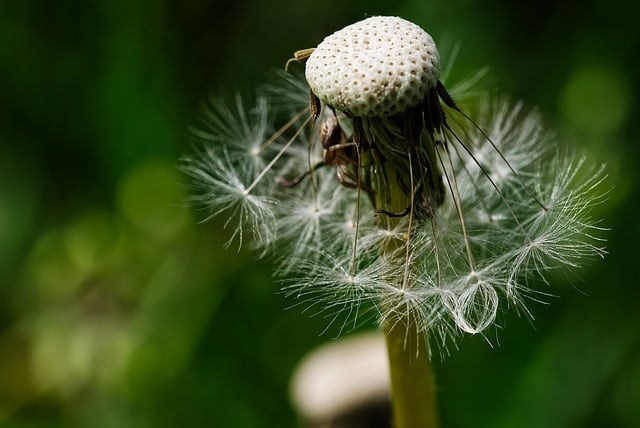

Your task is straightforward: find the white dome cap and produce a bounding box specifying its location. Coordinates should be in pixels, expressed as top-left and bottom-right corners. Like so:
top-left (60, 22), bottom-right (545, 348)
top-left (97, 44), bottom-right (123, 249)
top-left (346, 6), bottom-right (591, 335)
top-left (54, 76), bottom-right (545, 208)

top-left (305, 16), bottom-right (440, 117)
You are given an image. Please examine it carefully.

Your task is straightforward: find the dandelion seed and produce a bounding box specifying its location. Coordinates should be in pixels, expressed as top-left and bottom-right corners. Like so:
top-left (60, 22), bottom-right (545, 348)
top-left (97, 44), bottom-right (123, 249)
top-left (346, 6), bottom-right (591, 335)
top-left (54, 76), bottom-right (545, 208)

top-left (181, 146), bottom-right (278, 250)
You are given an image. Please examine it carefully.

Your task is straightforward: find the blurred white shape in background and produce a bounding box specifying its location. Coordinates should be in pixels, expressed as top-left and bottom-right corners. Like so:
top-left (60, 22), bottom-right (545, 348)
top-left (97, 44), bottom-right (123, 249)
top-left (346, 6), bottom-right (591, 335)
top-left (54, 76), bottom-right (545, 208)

top-left (290, 331), bottom-right (391, 427)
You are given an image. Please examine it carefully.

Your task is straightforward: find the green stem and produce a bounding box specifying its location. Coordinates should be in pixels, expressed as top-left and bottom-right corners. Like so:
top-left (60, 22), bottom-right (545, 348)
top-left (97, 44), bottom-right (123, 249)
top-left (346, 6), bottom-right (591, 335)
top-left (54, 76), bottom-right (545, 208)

top-left (373, 160), bottom-right (440, 428)
top-left (384, 313), bottom-right (439, 428)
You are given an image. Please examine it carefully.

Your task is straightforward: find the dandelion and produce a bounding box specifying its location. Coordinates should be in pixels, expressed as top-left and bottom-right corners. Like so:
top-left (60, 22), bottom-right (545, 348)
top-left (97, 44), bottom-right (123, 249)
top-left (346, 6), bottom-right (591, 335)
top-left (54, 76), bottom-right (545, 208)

top-left (182, 16), bottom-right (606, 428)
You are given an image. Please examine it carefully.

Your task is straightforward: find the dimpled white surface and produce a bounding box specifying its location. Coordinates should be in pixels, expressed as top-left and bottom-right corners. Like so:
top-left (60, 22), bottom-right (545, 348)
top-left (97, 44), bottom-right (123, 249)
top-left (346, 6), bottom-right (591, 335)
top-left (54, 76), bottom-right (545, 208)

top-left (305, 16), bottom-right (440, 117)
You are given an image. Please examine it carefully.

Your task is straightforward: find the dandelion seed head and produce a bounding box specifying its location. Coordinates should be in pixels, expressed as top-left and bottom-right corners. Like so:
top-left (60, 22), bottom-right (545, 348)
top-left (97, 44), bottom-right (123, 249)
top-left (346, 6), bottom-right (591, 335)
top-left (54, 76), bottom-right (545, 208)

top-left (184, 16), bottom-right (607, 354)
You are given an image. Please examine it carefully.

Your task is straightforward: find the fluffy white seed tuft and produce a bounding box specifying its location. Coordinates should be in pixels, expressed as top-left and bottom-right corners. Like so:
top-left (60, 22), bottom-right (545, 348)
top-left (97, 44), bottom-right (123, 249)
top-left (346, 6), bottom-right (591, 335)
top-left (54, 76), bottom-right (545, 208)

top-left (305, 16), bottom-right (440, 117)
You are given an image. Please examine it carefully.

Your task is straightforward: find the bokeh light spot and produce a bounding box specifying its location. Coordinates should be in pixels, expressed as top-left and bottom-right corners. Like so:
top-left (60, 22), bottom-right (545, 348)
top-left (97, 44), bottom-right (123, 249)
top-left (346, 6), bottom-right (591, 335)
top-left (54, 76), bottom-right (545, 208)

top-left (117, 158), bottom-right (188, 240)
top-left (560, 65), bottom-right (631, 134)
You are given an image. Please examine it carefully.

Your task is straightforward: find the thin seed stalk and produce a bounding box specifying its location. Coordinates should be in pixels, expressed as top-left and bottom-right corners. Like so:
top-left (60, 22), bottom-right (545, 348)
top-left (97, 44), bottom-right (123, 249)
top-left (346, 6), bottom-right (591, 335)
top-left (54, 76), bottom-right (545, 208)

top-left (374, 164), bottom-right (440, 428)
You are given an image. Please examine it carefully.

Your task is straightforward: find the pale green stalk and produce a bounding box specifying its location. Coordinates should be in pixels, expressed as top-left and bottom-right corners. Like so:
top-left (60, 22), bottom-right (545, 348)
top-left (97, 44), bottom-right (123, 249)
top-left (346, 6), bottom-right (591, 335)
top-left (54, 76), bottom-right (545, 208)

top-left (375, 164), bottom-right (440, 428)
top-left (384, 313), bottom-right (439, 428)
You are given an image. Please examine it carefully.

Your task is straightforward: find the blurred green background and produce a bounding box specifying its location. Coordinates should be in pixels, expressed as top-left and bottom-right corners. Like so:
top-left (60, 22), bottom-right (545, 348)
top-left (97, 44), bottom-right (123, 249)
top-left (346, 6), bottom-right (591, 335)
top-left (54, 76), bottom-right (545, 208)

top-left (0, 0), bottom-right (638, 427)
